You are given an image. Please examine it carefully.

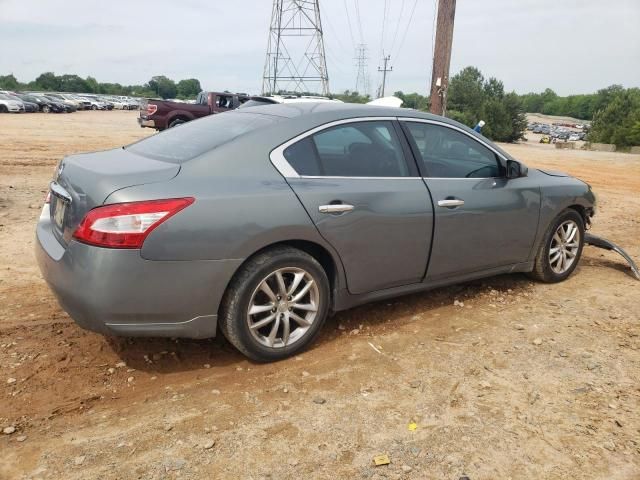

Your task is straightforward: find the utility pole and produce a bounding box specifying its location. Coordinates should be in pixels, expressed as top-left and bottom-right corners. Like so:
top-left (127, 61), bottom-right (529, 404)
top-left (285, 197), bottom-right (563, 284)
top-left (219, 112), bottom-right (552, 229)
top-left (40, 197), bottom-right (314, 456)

top-left (429, 0), bottom-right (456, 115)
top-left (377, 55), bottom-right (392, 98)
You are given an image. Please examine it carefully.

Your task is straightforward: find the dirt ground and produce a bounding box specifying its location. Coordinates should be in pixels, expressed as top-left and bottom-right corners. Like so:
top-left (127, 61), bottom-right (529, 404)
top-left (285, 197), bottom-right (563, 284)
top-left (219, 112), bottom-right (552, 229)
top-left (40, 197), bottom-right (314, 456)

top-left (1, 111), bottom-right (639, 480)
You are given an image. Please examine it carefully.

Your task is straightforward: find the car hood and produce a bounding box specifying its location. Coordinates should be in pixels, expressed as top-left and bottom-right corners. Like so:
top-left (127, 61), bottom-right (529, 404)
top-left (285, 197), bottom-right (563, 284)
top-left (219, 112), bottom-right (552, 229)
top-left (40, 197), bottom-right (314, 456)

top-left (536, 168), bottom-right (570, 177)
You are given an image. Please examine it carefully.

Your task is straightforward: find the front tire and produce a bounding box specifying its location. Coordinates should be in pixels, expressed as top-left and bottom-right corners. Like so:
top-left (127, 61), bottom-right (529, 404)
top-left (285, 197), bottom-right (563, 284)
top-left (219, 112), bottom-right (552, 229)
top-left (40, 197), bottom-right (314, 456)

top-left (529, 209), bottom-right (584, 283)
top-left (219, 246), bottom-right (330, 362)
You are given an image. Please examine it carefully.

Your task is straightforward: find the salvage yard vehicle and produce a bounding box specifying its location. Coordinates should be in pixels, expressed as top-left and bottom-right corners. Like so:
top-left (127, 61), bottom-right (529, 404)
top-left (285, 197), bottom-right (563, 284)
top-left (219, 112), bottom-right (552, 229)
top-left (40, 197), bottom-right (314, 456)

top-left (16, 94), bottom-right (63, 113)
top-left (43, 94), bottom-right (77, 112)
top-left (239, 94), bottom-right (343, 108)
top-left (37, 102), bottom-right (637, 362)
top-left (0, 93), bottom-right (25, 112)
top-left (138, 91), bottom-right (249, 131)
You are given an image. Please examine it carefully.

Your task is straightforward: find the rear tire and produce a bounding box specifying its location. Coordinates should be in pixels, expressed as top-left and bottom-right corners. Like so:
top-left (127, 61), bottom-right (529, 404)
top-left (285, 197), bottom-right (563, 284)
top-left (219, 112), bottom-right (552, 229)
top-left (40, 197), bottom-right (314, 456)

top-left (42, 105), bottom-right (51, 113)
top-left (528, 209), bottom-right (584, 283)
top-left (0, 105), bottom-right (7, 113)
top-left (169, 118), bottom-right (187, 128)
top-left (219, 246), bottom-right (330, 362)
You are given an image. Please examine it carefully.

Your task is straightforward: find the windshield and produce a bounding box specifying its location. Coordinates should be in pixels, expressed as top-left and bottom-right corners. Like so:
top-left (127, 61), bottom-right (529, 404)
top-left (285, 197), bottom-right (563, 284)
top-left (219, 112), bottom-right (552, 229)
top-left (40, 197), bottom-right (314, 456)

top-left (126, 111), bottom-right (282, 164)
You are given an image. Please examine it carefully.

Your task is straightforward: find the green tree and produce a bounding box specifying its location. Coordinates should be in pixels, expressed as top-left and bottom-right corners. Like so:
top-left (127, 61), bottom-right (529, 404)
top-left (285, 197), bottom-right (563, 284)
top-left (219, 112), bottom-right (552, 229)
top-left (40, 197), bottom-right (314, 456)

top-left (393, 91), bottom-right (429, 110)
top-left (176, 78), bottom-right (202, 98)
top-left (0, 74), bottom-right (19, 90)
top-left (589, 88), bottom-right (640, 147)
top-left (146, 76), bottom-right (177, 99)
top-left (58, 74), bottom-right (90, 93)
top-left (34, 72), bottom-right (61, 91)
top-left (333, 90), bottom-right (371, 104)
top-left (447, 66), bottom-right (526, 142)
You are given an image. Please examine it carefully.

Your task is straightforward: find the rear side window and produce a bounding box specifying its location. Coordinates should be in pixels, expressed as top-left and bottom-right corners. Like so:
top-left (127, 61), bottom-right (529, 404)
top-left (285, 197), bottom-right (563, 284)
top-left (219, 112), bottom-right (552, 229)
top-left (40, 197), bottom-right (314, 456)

top-left (126, 112), bottom-right (280, 163)
top-left (283, 121), bottom-right (410, 177)
top-left (404, 122), bottom-right (503, 178)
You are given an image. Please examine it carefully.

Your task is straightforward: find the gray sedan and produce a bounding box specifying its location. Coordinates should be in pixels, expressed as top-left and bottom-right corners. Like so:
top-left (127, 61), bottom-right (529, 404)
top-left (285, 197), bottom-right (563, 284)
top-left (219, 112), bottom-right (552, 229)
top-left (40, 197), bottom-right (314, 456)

top-left (36, 103), bottom-right (596, 361)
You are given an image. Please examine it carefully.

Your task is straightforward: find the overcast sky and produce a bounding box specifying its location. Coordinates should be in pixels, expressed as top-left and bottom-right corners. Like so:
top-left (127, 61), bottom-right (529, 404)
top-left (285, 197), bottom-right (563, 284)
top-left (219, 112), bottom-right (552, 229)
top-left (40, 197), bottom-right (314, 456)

top-left (0, 0), bottom-right (638, 96)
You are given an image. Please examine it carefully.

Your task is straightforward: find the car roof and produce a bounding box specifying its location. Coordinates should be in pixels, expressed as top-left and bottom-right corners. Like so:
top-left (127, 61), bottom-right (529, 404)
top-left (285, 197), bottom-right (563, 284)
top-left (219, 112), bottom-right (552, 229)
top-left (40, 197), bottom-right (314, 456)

top-left (237, 101), bottom-right (516, 161)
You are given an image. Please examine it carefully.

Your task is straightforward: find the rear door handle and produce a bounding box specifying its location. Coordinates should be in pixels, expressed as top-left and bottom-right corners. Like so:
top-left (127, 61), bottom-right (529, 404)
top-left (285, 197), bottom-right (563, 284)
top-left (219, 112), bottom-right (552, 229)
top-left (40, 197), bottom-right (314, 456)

top-left (319, 204), bottom-right (355, 214)
top-left (437, 199), bottom-right (465, 208)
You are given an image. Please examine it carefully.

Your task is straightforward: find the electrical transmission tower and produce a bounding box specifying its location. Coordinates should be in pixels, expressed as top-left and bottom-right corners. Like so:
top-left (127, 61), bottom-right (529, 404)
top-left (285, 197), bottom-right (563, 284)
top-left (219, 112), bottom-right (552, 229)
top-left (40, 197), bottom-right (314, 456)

top-left (354, 43), bottom-right (369, 96)
top-left (262, 0), bottom-right (330, 96)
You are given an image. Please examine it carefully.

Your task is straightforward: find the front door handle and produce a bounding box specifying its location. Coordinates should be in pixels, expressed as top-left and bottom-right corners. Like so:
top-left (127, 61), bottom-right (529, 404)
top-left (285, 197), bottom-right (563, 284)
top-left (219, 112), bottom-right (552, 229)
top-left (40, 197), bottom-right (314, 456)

top-left (319, 204), bottom-right (355, 214)
top-left (437, 198), bottom-right (465, 208)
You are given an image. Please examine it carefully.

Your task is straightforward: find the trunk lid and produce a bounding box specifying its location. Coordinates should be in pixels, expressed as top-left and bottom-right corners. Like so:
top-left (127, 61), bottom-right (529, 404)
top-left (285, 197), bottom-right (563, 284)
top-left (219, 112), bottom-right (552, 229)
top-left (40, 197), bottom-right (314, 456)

top-left (50, 148), bottom-right (180, 245)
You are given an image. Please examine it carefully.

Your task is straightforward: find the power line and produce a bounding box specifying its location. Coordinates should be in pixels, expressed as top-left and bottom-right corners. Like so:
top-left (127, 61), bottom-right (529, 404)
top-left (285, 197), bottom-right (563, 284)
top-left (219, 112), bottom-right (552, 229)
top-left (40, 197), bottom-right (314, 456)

top-left (391, 0), bottom-right (419, 62)
top-left (353, 0), bottom-right (364, 43)
top-left (379, 0), bottom-right (389, 56)
top-left (389, 0), bottom-right (406, 54)
top-left (342, 0), bottom-right (356, 49)
top-left (322, 12), bottom-right (349, 58)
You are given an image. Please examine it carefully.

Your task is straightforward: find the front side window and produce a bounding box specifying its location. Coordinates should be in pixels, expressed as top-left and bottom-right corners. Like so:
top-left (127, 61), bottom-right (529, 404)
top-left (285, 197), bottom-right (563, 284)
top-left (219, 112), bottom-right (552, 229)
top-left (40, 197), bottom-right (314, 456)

top-left (283, 121), bottom-right (410, 177)
top-left (404, 122), bottom-right (503, 178)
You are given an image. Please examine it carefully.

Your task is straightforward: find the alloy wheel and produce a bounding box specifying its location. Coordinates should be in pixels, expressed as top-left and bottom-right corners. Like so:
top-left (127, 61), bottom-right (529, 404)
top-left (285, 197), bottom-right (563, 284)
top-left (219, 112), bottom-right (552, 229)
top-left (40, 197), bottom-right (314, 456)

top-left (247, 267), bottom-right (319, 349)
top-left (549, 220), bottom-right (580, 274)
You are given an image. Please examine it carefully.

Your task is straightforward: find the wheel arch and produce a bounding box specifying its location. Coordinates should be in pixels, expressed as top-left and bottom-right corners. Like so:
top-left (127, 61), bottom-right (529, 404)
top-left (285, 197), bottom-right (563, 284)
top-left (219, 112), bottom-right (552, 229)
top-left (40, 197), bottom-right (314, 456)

top-left (566, 203), bottom-right (593, 228)
top-left (217, 239), bottom-right (344, 318)
top-left (167, 114), bottom-right (191, 126)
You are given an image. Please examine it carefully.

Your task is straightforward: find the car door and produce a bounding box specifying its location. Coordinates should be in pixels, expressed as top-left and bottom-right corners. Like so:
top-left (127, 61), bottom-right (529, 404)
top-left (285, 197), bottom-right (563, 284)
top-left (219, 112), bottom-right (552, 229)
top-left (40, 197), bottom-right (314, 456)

top-left (272, 119), bottom-right (433, 295)
top-left (401, 119), bottom-right (541, 281)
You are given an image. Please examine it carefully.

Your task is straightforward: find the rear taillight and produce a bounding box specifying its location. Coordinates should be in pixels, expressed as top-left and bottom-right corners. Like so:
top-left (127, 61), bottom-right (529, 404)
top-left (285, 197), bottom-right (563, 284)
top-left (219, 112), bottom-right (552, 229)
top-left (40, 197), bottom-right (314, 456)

top-left (73, 198), bottom-right (194, 249)
top-left (146, 104), bottom-right (157, 115)
top-left (44, 191), bottom-right (51, 204)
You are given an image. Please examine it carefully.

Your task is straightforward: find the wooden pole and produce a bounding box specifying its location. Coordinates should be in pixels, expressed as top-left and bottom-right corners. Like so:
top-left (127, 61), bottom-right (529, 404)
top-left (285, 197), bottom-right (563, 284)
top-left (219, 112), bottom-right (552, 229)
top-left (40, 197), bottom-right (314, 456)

top-left (429, 0), bottom-right (456, 115)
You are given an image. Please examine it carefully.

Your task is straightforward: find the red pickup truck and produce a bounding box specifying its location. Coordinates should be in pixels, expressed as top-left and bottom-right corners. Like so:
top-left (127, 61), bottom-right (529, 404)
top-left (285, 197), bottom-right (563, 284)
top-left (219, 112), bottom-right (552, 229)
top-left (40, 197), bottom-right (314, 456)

top-left (138, 91), bottom-right (249, 131)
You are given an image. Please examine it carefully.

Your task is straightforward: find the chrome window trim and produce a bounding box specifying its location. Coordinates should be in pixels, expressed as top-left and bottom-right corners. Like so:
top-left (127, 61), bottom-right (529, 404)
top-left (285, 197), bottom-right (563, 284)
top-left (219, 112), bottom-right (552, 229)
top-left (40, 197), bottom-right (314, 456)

top-left (397, 117), bottom-right (509, 165)
top-left (269, 116), bottom-right (410, 179)
top-left (297, 176), bottom-right (421, 180)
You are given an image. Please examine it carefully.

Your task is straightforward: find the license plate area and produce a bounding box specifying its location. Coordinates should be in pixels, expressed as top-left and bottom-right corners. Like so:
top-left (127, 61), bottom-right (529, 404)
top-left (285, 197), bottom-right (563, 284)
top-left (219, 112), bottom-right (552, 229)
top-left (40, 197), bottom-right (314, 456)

top-left (51, 193), bottom-right (68, 231)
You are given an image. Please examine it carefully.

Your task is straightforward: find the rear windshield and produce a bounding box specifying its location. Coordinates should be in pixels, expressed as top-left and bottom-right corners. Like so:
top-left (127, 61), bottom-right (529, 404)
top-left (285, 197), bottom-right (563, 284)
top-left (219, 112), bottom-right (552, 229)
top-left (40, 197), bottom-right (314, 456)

top-left (238, 99), bottom-right (278, 109)
top-left (126, 112), bottom-right (280, 163)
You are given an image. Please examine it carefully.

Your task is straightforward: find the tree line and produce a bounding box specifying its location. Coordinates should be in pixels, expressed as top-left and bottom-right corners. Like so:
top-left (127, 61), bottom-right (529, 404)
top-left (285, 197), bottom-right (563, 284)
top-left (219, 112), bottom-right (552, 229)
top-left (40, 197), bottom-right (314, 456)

top-left (0, 73), bottom-right (202, 100)
top-left (2, 70), bottom-right (637, 146)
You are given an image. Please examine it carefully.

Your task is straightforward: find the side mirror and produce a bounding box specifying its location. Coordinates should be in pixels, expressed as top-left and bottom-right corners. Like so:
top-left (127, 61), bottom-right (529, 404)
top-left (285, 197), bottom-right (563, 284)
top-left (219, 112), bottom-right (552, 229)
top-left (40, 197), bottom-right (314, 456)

top-left (506, 160), bottom-right (528, 179)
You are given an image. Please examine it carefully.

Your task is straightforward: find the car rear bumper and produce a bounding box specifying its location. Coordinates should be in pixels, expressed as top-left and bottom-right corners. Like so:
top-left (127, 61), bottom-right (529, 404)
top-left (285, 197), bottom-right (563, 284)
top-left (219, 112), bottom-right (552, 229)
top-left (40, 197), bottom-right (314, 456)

top-left (138, 117), bottom-right (155, 128)
top-left (35, 207), bottom-right (242, 339)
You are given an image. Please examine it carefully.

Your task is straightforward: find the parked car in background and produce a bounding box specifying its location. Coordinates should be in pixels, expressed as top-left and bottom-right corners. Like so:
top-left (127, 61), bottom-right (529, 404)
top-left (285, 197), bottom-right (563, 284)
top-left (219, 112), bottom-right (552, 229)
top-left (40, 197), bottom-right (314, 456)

top-left (138, 91), bottom-right (249, 130)
top-left (43, 94), bottom-right (78, 112)
top-left (0, 93), bottom-right (25, 112)
top-left (41, 95), bottom-right (73, 113)
top-left (66, 95), bottom-right (91, 110)
top-left (16, 94), bottom-right (57, 113)
top-left (2, 93), bottom-right (37, 112)
top-left (13, 96), bottom-right (37, 112)
top-left (239, 95), bottom-right (343, 109)
top-left (108, 98), bottom-right (128, 110)
top-left (79, 95), bottom-right (109, 110)
top-left (37, 102), bottom-right (596, 361)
